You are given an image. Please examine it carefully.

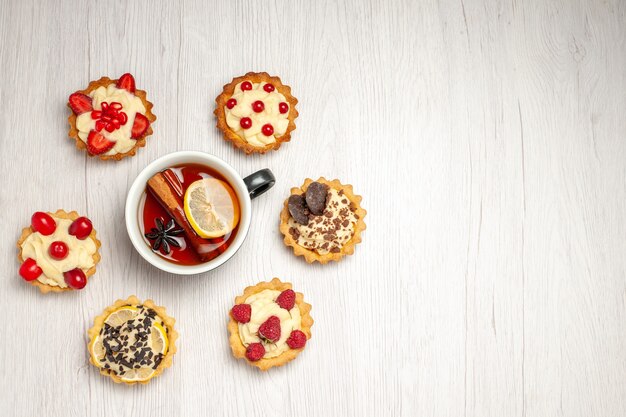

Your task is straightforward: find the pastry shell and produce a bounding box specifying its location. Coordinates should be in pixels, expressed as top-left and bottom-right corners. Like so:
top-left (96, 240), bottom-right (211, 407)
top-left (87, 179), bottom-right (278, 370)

top-left (215, 72), bottom-right (298, 155)
top-left (279, 177), bottom-right (367, 264)
top-left (16, 209), bottom-right (101, 293)
top-left (67, 76), bottom-right (156, 161)
top-left (87, 295), bottom-right (178, 385)
top-left (228, 278), bottom-right (313, 371)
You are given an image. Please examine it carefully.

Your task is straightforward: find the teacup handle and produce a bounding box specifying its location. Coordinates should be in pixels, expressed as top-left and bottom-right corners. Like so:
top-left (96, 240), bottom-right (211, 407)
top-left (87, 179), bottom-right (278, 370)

top-left (243, 169), bottom-right (275, 199)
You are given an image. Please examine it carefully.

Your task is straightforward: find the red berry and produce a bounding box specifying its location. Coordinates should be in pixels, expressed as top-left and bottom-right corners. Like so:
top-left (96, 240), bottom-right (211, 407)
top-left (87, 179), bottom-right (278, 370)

top-left (251, 100), bottom-right (265, 113)
top-left (240, 117), bottom-right (252, 129)
top-left (131, 113), bottom-right (150, 138)
top-left (231, 304), bottom-right (251, 323)
top-left (286, 330), bottom-right (307, 349)
top-left (68, 217), bottom-right (93, 240)
top-left (226, 98), bottom-right (237, 109)
top-left (245, 343), bottom-right (265, 361)
top-left (63, 268), bottom-right (87, 290)
top-left (19, 258), bottom-right (42, 281)
top-left (91, 110), bottom-right (102, 119)
top-left (48, 241), bottom-right (69, 260)
top-left (276, 289), bottom-right (295, 310)
top-left (279, 102), bottom-right (289, 114)
top-left (31, 212), bottom-right (56, 235)
top-left (240, 81), bottom-right (253, 91)
top-left (261, 124), bottom-right (274, 136)
top-left (68, 93), bottom-right (93, 115)
top-left (95, 120), bottom-right (105, 132)
top-left (110, 102), bottom-right (123, 110)
top-left (263, 83), bottom-right (275, 92)
top-left (116, 73), bottom-right (136, 93)
top-left (118, 111), bottom-right (128, 125)
top-left (87, 130), bottom-right (115, 155)
top-left (258, 315), bottom-right (281, 343)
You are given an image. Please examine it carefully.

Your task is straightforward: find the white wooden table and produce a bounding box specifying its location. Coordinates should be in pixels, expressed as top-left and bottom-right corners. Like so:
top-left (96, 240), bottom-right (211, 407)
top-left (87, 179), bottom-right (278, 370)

top-left (1, 1), bottom-right (625, 416)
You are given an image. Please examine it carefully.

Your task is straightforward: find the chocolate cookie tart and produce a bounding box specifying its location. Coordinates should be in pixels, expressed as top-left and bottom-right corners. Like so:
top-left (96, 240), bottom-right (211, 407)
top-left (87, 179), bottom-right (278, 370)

top-left (279, 177), bottom-right (366, 264)
top-left (17, 210), bottom-right (101, 293)
top-left (215, 72), bottom-right (298, 154)
top-left (68, 73), bottom-right (156, 161)
top-left (87, 296), bottom-right (178, 385)
top-left (228, 278), bottom-right (313, 371)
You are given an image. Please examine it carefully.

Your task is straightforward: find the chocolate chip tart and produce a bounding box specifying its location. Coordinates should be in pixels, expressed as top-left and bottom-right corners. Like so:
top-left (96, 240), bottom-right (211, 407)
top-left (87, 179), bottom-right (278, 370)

top-left (215, 72), bottom-right (298, 154)
top-left (279, 177), bottom-right (367, 264)
top-left (67, 73), bottom-right (156, 161)
top-left (17, 209), bottom-right (101, 293)
top-left (87, 296), bottom-right (178, 385)
top-left (228, 278), bottom-right (313, 371)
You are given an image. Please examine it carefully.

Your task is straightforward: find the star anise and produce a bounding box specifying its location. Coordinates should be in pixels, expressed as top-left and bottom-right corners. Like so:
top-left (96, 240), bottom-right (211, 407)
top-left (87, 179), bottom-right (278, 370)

top-left (144, 218), bottom-right (184, 254)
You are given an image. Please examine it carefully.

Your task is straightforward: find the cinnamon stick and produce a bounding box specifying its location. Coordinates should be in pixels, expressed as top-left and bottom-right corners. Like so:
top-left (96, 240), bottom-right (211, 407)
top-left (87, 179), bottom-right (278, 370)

top-left (147, 171), bottom-right (223, 262)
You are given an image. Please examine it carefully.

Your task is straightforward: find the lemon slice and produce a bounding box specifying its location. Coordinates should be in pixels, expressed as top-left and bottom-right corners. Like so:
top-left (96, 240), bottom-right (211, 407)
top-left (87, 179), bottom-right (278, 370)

top-left (184, 178), bottom-right (240, 238)
top-left (104, 305), bottom-right (139, 327)
top-left (89, 336), bottom-right (105, 367)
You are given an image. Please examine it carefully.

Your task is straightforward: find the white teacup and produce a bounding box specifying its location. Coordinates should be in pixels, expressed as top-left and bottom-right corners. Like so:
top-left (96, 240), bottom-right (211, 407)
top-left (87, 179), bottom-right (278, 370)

top-left (125, 151), bottom-right (275, 275)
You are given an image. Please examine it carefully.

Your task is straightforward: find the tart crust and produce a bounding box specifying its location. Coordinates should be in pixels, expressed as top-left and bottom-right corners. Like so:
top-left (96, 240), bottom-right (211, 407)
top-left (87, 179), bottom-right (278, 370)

top-left (67, 76), bottom-right (156, 161)
top-left (87, 295), bottom-right (178, 385)
top-left (228, 278), bottom-right (313, 371)
top-left (279, 177), bottom-right (367, 264)
top-left (16, 209), bottom-right (101, 293)
top-left (215, 72), bottom-right (298, 154)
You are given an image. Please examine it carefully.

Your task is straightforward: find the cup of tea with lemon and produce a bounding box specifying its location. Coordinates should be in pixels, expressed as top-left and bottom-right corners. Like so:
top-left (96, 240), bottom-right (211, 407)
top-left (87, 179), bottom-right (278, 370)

top-left (125, 151), bottom-right (275, 275)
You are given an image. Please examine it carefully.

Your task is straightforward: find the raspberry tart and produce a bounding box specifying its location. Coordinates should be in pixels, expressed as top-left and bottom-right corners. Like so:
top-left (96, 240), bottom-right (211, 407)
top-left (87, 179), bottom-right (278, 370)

top-left (87, 296), bottom-right (178, 385)
top-left (279, 178), bottom-right (367, 264)
top-left (17, 210), bottom-right (101, 293)
top-left (228, 278), bottom-right (313, 371)
top-left (68, 73), bottom-right (156, 160)
top-left (215, 72), bottom-right (298, 154)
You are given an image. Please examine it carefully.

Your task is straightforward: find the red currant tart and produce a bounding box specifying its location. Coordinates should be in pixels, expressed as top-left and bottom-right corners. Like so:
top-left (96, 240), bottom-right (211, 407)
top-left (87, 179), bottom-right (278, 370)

top-left (17, 209), bottom-right (101, 293)
top-left (215, 72), bottom-right (299, 154)
top-left (228, 278), bottom-right (313, 371)
top-left (68, 73), bottom-right (156, 161)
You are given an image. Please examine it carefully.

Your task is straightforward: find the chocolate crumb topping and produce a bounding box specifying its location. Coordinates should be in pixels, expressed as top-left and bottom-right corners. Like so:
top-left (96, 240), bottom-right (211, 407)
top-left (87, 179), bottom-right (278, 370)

top-left (287, 187), bottom-right (358, 255)
top-left (94, 305), bottom-right (167, 378)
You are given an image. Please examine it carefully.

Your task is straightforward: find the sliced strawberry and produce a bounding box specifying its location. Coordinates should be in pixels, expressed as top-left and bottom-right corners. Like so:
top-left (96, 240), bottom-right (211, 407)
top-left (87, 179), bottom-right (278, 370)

top-left (131, 113), bottom-right (150, 139)
top-left (116, 73), bottom-right (136, 93)
top-left (87, 130), bottom-right (115, 155)
top-left (68, 93), bottom-right (93, 115)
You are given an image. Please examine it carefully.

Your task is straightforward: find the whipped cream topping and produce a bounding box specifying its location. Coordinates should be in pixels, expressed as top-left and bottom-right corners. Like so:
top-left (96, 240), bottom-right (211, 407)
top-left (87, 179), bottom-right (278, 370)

top-left (20, 216), bottom-right (97, 288)
top-left (225, 81), bottom-right (289, 147)
top-left (238, 289), bottom-right (302, 358)
top-left (76, 84), bottom-right (146, 155)
top-left (288, 188), bottom-right (358, 255)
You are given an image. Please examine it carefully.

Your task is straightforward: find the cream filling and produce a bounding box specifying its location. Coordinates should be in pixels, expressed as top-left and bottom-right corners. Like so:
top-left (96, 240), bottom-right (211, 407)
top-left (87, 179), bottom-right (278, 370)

top-left (20, 217), bottom-right (97, 288)
top-left (238, 289), bottom-right (301, 359)
top-left (225, 81), bottom-right (289, 147)
top-left (76, 84), bottom-right (146, 155)
top-left (287, 189), bottom-right (358, 255)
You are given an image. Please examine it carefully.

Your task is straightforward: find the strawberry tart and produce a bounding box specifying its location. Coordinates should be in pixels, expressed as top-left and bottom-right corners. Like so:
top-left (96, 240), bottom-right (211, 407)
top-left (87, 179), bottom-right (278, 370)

top-left (68, 73), bottom-right (156, 160)
top-left (17, 210), bottom-right (101, 293)
top-left (215, 72), bottom-right (298, 154)
top-left (228, 278), bottom-right (313, 370)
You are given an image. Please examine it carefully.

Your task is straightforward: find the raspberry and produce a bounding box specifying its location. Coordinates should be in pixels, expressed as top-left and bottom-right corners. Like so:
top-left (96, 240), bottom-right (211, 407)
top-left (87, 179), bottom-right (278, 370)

top-left (286, 330), bottom-right (307, 349)
top-left (258, 316), bottom-right (281, 343)
top-left (231, 304), bottom-right (251, 323)
top-left (245, 343), bottom-right (265, 361)
top-left (276, 289), bottom-right (295, 310)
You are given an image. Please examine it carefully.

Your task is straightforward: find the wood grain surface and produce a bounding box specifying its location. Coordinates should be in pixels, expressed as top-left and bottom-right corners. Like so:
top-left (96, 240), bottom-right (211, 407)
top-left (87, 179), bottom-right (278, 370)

top-left (0, 1), bottom-right (625, 416)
